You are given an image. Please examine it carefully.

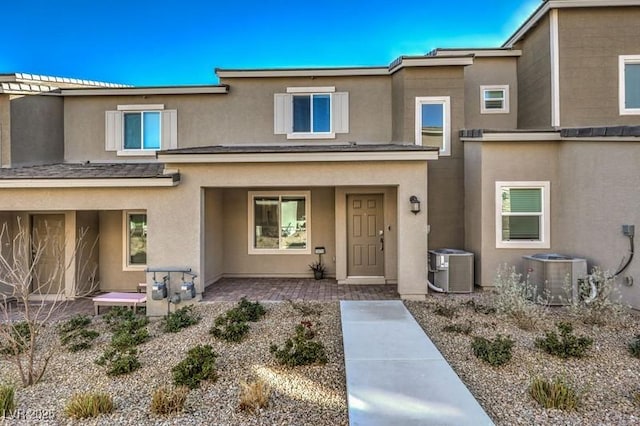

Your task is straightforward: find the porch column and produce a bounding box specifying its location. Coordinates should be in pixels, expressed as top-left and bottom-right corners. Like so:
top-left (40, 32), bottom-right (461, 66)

top-left (396, 180), bottom-right (429, 299)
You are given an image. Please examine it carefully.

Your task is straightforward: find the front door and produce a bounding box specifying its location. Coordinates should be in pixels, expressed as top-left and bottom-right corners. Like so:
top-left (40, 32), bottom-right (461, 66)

top-left (31, 214), bottom-right (65, 295)
top-left (347, 194), bottom-right (384, 277)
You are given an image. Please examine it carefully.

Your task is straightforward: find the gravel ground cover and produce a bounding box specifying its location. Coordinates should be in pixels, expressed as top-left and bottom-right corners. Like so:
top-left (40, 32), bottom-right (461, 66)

top-left (0, 301), bottom-right (347, 425)
top-left (406, 294), bottom-right (640, 426)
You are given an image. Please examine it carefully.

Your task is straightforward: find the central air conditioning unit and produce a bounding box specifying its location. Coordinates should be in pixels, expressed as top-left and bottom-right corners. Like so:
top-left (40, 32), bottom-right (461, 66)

top-left (523, 253), bottom-right (588, 305)
top-left (428, 249), bottom-right (474, 293)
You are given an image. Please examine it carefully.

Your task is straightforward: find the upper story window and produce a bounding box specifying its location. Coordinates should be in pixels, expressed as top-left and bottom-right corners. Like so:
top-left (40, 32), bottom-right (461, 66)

top-left (274, 87), bottom-right (349, 139)
top-left (495, 181), bottom-right (550, 249)
top-left (481, 85), bottom-right (509, 114)
top-left (415, 96), bottom-right (451, 156)
top-left (619, 55), bottom-right (640, 115)
top-left (105, 104), bottom-right (177, 156)
top-left (248, 191), bottom-right (311, 255)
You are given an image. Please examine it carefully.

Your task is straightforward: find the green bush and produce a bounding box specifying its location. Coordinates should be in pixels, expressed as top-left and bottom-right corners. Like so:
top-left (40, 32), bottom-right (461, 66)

top-left (529, 376), bottom-right (578, 410)
top-left (0, 383), bottom-right (16, 418)
top-left (472, 335), bottom-right (514, 366)
top-left (58, 315), bottom-right (99, 352)
top-left (270, 322), bottom-right (327, 367)
top-left (96, 347), bottom-right (141, 376)
top-left (210, 319), bottom-right (250, 342)
top-left (628, 335), bottom-right (640, 358)
top-left (64, 392), bottom-right (114, 419)
top-left (172, 345), bottom-right (218, 389)
top-left (110, 328), bottom-right (150, 351)
top-left (443, 322), bottom-right (473, 335)
top-left (237, 298), bottom-right (266, 322)
top-left (535, 322), bottom-right (593, 359)
top-left (163, 305), bottom-right (201, 333)
top-left (0, 321), bottom-right (31, 355)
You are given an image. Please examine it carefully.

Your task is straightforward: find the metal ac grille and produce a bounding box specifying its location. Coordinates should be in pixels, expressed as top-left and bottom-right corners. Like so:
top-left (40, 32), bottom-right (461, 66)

top-left (448, 255), bottom-right (474, 293)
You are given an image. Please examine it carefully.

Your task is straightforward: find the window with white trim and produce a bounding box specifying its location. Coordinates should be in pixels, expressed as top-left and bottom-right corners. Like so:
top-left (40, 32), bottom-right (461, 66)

top-left (105, 104), bottom-right (177, 155)
top-left (274, 87), bottom-right (349, 139)
top-left (619, 55), bottom-right (640, 115)
top-left (481, 85), bottom-right (509, 114)
top-left (248, 191), bottom-right (310, 254)
top-left (496, 181), bottom-right (550, 249)
top-left (124, 211), bottom-right (147, 269)
top-left (415, 96), bottom-right (451, 156)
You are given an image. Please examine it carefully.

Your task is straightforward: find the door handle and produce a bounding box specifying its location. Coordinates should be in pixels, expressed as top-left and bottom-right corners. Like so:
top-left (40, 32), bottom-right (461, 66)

top-left (379, 230), bottom-right (384, 251)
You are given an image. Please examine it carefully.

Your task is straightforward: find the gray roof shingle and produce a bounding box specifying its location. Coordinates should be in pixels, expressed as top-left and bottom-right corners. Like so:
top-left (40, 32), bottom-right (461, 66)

top-left (0, 163), bottom-right (178, 181)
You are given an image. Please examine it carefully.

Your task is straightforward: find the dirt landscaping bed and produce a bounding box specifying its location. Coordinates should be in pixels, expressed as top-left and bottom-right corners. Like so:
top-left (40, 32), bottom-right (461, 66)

top-left (406, 294), bottom-right (640, 426)
top-left (0, 301), bottom-right (347, 425)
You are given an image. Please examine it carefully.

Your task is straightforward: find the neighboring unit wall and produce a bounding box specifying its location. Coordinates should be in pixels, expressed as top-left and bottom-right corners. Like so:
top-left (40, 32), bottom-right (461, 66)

top-left (515, 14), bottom-right (552, 129)
top-left (463, 141), bottom-right (483, 283)
top-left (0, 95), bottom-right (10, 167)
top-left (392, 66), bottom-right (466, 249)
top-left (464, 57), bottom-right (518, 130)
top-left (558, 7), bottom-right (640, 127)
top-left (11, 95), bottom-right (64, 166)
top-left (556, 141), bottom-right (640, 309)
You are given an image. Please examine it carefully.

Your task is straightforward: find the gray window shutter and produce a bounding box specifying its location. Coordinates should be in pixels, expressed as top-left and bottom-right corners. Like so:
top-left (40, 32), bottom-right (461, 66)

top-left (274, 93), bottom-right (292, 134)
top-left (105, 111), bottom-right (122, 151)
top-left (333, 92), bottom-right (349, 134)
top-left (162, 110), bottom-right (178, 149)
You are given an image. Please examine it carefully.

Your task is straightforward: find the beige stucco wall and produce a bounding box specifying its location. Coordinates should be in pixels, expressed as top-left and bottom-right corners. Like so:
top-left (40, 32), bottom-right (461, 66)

top-left (75, 211), bottom-right (100, 295)
top-left (463, 141), bottom-right (483, 283)
top-left (63, 75), bottom-right (392, 162)
top-left (516, 14), bottom-right (552, 129)
top-left (11, 95), bottom-right (64, 166)
top-left (0, 95), bottom-right (10, 167)
top-left (463, 57), bottom-right (518, 130)
top-left (391, 67), bottom-right (466, 250)
top-left (558, 7), bottom-right (640, 127)
top-left (204, 188), bottom-right (224, 286)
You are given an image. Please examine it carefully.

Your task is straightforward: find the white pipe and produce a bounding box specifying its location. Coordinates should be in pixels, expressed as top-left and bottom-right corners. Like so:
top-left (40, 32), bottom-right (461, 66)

top-left (584, 275), bottom-right (598, 304)
top-left (427, 278), bottom-right (445, 293)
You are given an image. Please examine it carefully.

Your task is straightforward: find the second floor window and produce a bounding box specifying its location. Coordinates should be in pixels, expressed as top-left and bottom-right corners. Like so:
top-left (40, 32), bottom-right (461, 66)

top-left (415, 96), bottom-right (451, 156)
top-left (481, 85), bottom-right (509, 114)
top-left (620, 55), bottom-right (640, 115)
top-left (293, 94), bottom-right (331, 133)
top-left (124, 111), bottom-right (161, 150)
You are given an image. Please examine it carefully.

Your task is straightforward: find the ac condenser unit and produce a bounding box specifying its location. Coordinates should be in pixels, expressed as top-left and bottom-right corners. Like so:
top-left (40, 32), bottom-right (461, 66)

top-left (428, 249), bottom-right (474, 293)
top-left (523, 254), bottom-right (587, 305)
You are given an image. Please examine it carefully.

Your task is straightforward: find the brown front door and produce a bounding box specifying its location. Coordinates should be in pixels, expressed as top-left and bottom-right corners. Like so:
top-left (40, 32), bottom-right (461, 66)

top-left (347, 194), bottom-right (384, 276)
top-left (31, 214), bottom-right (65, 295)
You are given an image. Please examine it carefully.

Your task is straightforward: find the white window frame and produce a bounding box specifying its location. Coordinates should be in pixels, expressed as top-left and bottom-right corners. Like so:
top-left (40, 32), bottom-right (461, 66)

top-left (248, 190), bottom-right (311, 255)
top-left (495, 181), bottom-right (550, 249)
top-left (480, 85), bottom-right (509, 114)
top-left (287, 87), bottom-right (335, 139)
top-left (118, 104), bottom-right (164, 155)
top-left (619, 55), bottom-right (640, 115)
top-left (415, 96), bottom-right (451, 156)
top-left (123, 210), bottom-right (148, 270)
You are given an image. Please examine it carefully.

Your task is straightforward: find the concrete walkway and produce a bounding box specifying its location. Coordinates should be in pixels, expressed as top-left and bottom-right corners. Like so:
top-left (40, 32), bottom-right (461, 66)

top-left (341, 300), bottom-right (494, 426)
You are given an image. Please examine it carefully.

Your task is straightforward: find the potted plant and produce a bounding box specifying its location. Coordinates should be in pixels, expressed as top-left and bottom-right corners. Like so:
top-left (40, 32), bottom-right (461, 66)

top-left (309, 261), bottom-right (326, 280)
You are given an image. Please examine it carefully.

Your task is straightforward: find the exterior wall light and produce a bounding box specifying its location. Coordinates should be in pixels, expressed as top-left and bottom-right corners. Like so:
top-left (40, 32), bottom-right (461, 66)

top-left (410, 195), bottom-right (421, 214)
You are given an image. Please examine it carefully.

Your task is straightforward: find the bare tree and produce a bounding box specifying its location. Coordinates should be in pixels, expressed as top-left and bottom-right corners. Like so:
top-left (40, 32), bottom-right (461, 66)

top-left (0, 216), bottom-right (98, 386)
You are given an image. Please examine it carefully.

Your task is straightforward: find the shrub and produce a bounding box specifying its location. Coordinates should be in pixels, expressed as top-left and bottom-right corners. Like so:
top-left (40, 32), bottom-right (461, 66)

top-left (239, 379), bottom-right (271, 413)
top-left (442, 322), bottom-right (473, 335)
top-left (163, 305), bottom-right (201, 333)
top-left (570, 267), bottom-right (627, 326)
top-left (529, 376), bottom-right (578, 410)
top-left (58, 315), bottom-right (99, 352)
top-left (270, 322), bottom-right (327, 367)
top-left (64, 392), bottom-right (113, 419)
top-left (210, 318), bottom-right (250, 343)
top-left (0, 384), bottom-right (16, 418)
top-left (535, 322), bottom-right (593, 359)
top-left (472, 335), bottom-right (514, 366)
top-left (237, 298), bottom-right (266, 322)
top-left (0, 321), bottom-right (31, 355)
top-left (95, 347), bottom-right (141, 376)
top-left (110, 328), bottom-right (150, 351)
top-left (493, 264), bottom-right (544, 330)
top-left (172, 345), bottom-right (218, 389)
top-left (628, 335), bottom-right (640, 358)
top-left (150, 385), bottom-right (189, 416)
top-left (433, 301), bottom-right (458, 319)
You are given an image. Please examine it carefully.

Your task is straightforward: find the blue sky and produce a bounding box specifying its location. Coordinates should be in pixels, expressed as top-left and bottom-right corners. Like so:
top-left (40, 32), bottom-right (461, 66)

top-left (2, 0), bottom-right (540, 86)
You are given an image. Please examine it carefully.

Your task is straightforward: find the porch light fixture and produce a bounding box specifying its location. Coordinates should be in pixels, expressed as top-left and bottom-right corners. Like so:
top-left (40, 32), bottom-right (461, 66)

top-left (409, 195), bottom-right (421, 214)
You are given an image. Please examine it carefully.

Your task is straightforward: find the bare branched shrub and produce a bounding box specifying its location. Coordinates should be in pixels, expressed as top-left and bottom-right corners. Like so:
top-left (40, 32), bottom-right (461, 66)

top-left (493, 264), bottom-right (544, 331)
top-left (0, 217), bottom-right (99, 386)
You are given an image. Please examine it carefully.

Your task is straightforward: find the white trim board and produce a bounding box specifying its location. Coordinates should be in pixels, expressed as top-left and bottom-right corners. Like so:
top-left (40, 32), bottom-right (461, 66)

top-left (0, 178), bottom-right (179, 188)
top-left (158, 151), bottom-right (439, 163)
top-left (550, 9), bottom-right (561, 128)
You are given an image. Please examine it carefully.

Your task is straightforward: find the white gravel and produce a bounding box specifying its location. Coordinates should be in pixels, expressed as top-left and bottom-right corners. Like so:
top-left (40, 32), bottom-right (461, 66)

top-left (0, 301), bottom-right (347, 425)
top-left (405, 294), bottom-right (640, 426)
